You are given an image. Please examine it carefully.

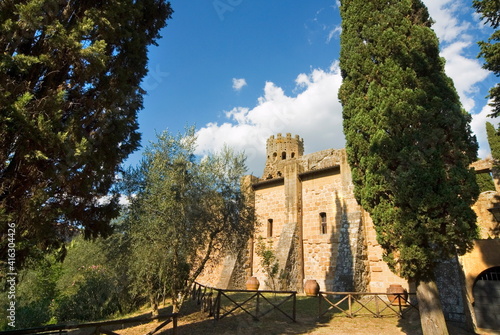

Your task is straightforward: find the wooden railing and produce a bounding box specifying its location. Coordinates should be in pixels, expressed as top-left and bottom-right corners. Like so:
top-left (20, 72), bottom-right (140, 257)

top-left (1, 313), bottom-right (178, 335)
top-left (192, 282), bottom-right (297, 322)
top-left (318, 291), bottom-right (418, 319)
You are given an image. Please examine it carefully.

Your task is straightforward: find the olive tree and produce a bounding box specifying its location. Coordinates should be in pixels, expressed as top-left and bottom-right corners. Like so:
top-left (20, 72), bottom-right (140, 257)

top-left (124, 128), bottom-right (254, 314)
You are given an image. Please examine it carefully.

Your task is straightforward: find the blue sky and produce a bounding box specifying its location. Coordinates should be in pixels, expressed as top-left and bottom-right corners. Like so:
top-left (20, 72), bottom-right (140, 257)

top-left (126, 0), bottom-right (497, 176)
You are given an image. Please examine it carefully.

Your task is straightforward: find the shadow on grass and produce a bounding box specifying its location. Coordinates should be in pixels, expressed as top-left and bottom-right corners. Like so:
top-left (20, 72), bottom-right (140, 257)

top-left (164, 295), bottom-right (450, 335)
top-left (396, 308), bottom-right (477, 335)
top-left (83, 294), bottom-right (477, 335)
top-left (156, 295), bottom-right (332, 335)
top-left (64, 306), bottom-right (178, 335)
top-left (169, 294), bottom-right (478, 335)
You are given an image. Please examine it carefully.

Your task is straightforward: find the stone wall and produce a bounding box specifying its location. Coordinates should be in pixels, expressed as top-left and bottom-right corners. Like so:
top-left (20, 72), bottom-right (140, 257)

top-left (301, 169), bottom-right (342, 291)
top-left (434, 257), bottom-right (468, 322)
top-left (252, 180), bottom-right (287, 289)
top-left (251, 141), bottom-right (401, 294)
top-left (471, 191), bottom-right (500, 239)
top-left (197, 138), bottom-right (500, 332)
top-left (300, 149), bottom-right (343, 172)
top-left (363, 210), bottom-right (410, 292)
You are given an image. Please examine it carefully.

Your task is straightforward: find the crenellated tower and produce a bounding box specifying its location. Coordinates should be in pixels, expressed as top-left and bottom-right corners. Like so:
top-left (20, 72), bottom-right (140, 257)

top-left (263, 133), bottom-right (304, 179)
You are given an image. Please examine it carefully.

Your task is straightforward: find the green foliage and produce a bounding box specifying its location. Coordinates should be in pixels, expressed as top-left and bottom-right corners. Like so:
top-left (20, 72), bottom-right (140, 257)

top-left (0, 232), bottom-right (137, 328)
top-left (476, 172), bottom-right (496, 192)
top-left (0, 255), bottom-right (61, 329)
top-left (339, 0), bottom-right (479, 281)
top-left (53, 264), bottom-right (119, 322)
top-left (123, 127), bottom-right (255, 313)
top-left (475, 122), bottom-right (500, 193)
top-left (477, 122), bottom-right (500, 193)
top-left (474, 0), bottom-right (500, 117)
top-left (51, 234), bottom-right (135, 321)
top-left (255, 237), bottom-right (280, 291)
top-left (0, 0), bottom-right (173, 267)
top-left (473, 0), bottom-right (500, 28)
top-left (486, 122), bottom-right (500, 161)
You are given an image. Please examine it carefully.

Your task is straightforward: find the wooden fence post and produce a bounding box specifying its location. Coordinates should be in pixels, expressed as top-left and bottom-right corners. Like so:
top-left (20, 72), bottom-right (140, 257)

top-left (348, 294), bottom-right (352, 317)
top-left (397, 293), bottom-right (402, 317)
top-left (215, 290), bottom-right (222, 320)
top-left (172, 314), bottom-right (178, 335)
top-left (256, 292), bottom-right (260, 320)
top-left (318, 292), bottom-right (322, 318)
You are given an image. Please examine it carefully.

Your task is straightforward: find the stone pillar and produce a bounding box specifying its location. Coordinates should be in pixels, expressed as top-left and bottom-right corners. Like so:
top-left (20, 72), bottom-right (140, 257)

top-left (332, 149), bottom-right (369, 292)
top-left (275, 160), bottom-right (304, 291)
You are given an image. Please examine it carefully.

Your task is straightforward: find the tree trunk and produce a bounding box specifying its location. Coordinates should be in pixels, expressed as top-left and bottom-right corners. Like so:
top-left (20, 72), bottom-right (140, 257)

top-left (416, 279), bottom-right (449, 335)
top-left (150, 295), bottom-right (159, 317)
top-left (172, 294), bottom-right (180, 313)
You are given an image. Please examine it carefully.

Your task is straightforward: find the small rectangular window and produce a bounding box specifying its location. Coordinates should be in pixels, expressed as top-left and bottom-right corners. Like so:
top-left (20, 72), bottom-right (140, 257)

top-left (267, 219), bottom-right (273, 237)
top-left (320, 212), bottom-right (327, 235)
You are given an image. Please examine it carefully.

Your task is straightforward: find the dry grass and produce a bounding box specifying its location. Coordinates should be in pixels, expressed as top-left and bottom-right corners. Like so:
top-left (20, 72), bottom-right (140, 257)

top-left (86, 294), bottom-right (480, 335)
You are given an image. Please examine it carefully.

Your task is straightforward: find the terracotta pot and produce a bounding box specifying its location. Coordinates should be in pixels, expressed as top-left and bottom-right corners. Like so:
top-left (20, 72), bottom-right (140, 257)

top-left (386, 284), bottom-right (407, 305)
top-left (304, 279), bottom-right (320, 296)
top-left (246, 276), bottom-right (260, 290)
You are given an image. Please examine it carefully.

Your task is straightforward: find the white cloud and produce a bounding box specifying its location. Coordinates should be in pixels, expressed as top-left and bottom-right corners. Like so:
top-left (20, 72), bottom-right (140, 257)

top-left (306, 5), bottom-right (340, 45)
top-left (471, 102), bottom-right (495, 159)
top-left (423, 0), bottom-right (472, 43)
top-left (441, 41), bottom-right (490, 112)
top-left (423, 0), bottom-right (494, 158)
top-left (196, 2), bottom-right (493, 175)
top-left (232, 78), bottom-right (247, 92)
top-left (423, 0), bottom-right (488, 113)
top-left (196, 63), bottom-right (344, 175)
top-left (327, 25), bottom-right (342, 43)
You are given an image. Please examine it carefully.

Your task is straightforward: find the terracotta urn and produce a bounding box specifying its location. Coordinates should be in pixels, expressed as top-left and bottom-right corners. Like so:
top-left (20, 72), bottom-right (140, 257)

top-left (386, 284), bottom-right (407, 305)
top-left (304, 279), bottom-right (320, 296)
top-left (246, 276), bottom-right (260, 290)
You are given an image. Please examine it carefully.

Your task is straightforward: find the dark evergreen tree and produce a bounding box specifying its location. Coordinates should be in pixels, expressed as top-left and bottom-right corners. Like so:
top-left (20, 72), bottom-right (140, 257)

top-left (486, 122), bottom-right (500, 161)
top-left (474, 0), bottom-right (500, 117)
top-left (0, 0), bottom-right (172, 266)
top-left (338, 1), bottom-right (479, 333)
top-left (476, 171), bottom-right (496, 192)
top-left (477, 122), bottom-right (500, 192)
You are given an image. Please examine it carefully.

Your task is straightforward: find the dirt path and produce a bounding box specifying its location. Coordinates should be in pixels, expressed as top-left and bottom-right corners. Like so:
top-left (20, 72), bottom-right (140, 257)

top-left (112, 308), bottom-right (477, 335)
top-left (71, 296), bottom-right (496, 335)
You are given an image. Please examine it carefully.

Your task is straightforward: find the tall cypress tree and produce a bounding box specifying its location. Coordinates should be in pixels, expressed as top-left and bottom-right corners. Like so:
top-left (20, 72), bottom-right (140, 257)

top-left (338, 1), bottom-right (479, 333)
top-left (486, 122), bottom-right (500, 161)
top-left (484, 122), bottom-right (500, 191)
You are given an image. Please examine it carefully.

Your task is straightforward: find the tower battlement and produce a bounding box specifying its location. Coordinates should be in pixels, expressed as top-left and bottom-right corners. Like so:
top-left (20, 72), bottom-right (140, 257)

top-left (262, 133), bottom-right (304, 179)
top-left (265, 133), bottom-right (304, 162)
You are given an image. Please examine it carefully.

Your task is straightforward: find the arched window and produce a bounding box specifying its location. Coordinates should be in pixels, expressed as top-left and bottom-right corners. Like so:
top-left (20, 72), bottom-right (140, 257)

top-left (476, 267), bottom-right (500, 281)
top-left (473, 267), bottom-right (500, 329)
top-left (320, 212), bottom-right (327, 235)
top-left (267, 219), bottom-right (273, 237)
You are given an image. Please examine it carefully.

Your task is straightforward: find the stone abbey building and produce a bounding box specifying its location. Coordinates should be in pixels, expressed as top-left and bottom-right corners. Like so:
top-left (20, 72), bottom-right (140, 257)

top-left (199, 133), bottom-right (500, 330)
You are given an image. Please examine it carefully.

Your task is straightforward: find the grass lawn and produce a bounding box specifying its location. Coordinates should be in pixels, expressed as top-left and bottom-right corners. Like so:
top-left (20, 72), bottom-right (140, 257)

top-left (97, 293), bottom-right (476, 335)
